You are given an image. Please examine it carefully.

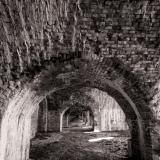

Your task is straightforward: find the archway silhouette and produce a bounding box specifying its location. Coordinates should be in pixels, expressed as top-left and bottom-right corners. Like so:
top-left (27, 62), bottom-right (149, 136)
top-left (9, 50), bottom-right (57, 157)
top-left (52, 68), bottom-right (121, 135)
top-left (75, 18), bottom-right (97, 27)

top-left (0, 58), bottom-right (153, 160)
top-left (50, 80), bottom-right (151, 160)
top-left (60, 103), bottom-right (94, 132)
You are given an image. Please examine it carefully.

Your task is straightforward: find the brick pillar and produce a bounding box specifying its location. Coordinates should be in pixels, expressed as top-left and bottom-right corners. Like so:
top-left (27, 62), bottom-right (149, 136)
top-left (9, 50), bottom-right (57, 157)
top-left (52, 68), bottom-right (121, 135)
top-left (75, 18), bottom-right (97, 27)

top-left (47, 110), bottom-right (61, 132)
top-left (63, 114), bottom-right (69, 127)
top-left (130, 120), bottom-right (141, 159)
top-left (94, 111), bottom-right (101, 132)
top-left (142, 120), bottom-right (153, 160)
top-left (86, 111), bottom-right (90, 125)
top-left (31, 107), bottom-right (39, 138)
top-left (130, 119), bottom-right (153, 160)
top-left (37, 98), bottom-right (48, 132)
top-left (66, 115), bottom-right (69, 127)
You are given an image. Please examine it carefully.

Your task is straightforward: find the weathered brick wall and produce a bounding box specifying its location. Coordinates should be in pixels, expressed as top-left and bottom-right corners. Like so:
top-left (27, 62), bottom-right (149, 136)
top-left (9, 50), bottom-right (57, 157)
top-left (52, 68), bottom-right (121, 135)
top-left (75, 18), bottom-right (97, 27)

top-left (37, 99), bottom-right (48, 132)
top-left (88, 88), bottom-right (129, 131)
top-left (0, 0), bottom-right (160, 119)
top-left (31, 107), bottom-right (39, 138)
top-left (0, 0), bottom-right (159, 86)
top-left (36, 96), bottom-right (61, 133)
top-left (0, 1), bottom-right (160, 159)
top-left (47, 110), bottom-right (60, 132)
top-left (78, 0), bottom-right (160, 84)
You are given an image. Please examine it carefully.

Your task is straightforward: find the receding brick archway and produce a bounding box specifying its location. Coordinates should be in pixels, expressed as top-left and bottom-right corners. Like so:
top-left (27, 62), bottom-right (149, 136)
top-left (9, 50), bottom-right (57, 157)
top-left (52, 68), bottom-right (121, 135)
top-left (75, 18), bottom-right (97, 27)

top-left (0, 0), bottom-right (159, 159)
top-left (35, 57), bottom-right (153, 160)
top-left (47, 79), bottom-right (151, 160)
top-left (0, 58), bottom-right (153, 160)
top-left (60, 103), bottom-right (94, 132)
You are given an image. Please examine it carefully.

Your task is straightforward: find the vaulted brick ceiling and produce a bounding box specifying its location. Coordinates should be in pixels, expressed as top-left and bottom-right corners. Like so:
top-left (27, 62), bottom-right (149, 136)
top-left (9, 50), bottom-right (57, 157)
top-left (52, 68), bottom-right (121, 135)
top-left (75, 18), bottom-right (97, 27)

top-left (0, 0), bottom-right (160, 88)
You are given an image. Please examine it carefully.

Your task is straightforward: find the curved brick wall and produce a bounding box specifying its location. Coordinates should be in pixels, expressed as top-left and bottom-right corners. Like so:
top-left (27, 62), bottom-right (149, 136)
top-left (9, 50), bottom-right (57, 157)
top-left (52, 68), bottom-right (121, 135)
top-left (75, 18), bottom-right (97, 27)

top-left (0, 0), bottom-right (160, 160)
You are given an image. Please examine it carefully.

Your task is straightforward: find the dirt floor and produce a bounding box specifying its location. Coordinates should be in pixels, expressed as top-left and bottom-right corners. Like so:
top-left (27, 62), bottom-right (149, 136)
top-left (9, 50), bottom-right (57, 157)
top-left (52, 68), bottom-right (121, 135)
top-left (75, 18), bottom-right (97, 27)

top-left (30, 131), bottom-right (130, 160)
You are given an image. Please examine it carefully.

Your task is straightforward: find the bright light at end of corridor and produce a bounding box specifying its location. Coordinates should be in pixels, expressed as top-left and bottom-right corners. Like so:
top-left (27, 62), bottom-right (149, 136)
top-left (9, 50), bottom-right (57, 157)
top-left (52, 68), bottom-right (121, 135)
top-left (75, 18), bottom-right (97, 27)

top-left (88, 137), bottom-right (114, 142)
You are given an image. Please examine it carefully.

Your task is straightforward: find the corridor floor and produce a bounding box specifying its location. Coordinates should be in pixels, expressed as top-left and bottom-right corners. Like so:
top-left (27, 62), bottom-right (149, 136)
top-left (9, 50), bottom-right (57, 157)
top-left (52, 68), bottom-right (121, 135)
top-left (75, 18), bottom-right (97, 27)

top-left (29, 131), bottom-right (130, 160)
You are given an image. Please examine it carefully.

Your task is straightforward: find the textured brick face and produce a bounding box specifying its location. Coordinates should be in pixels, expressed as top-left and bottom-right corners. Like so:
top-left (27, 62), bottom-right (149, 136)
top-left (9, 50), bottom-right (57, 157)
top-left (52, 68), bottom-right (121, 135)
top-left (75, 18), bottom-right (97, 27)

top-left (0, 0), bottom-right (159, 122)
top-left (0, 0), bottom-right (160, 87)
top-left (81, 0), bottom-right (160, 83)
top-left (0, 1), bottom-right (160, 160)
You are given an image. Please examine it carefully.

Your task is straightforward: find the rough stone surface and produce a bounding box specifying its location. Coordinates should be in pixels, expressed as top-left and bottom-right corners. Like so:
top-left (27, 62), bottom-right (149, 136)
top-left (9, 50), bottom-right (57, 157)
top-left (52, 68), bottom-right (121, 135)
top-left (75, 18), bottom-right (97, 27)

top-left (0, 0), bottom-right (160, 160)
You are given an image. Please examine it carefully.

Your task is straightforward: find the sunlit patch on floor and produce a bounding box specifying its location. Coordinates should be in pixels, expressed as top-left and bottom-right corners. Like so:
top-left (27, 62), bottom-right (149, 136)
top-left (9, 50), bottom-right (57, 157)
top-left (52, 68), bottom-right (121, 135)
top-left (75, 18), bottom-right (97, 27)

top-left (88, 137), bottom-right (114, 142)
top-left (30, 132), bottom-right (130, 160)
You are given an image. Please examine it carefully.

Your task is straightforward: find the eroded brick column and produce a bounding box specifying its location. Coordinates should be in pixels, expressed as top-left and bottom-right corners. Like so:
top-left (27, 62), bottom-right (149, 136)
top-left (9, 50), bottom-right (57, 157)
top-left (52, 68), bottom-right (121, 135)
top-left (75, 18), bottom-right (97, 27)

top-left (130, 120), bottom-right (141, 159)
top-left (130, 119), bottom-right (152, 160)
top-left (31, 107), bottom-right (39, 138)
top-left (47, 110), bottom-right (61, 132)
top-left (63, 114), bottom-right (69, 127)
top-left (37, 98), bottom-right (48, 132)
top-left (0, 88), bottom-right (41, 160)
top-left (142, 120), bottom-right (153, 160)
top-left (94, 111), bottom-right (101, 132)
top-left (86, 111), bottom-right (90, 125)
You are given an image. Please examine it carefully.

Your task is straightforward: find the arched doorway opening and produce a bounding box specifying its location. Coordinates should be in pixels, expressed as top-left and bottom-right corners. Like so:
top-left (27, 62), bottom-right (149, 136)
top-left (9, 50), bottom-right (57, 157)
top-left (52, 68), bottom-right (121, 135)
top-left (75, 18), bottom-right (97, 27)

top-left (29, 87), bottom-right (132, 160)
top-left (0, 58), bottom-right (153, 160)
top-left (61, 104), bottom-right (94, 132)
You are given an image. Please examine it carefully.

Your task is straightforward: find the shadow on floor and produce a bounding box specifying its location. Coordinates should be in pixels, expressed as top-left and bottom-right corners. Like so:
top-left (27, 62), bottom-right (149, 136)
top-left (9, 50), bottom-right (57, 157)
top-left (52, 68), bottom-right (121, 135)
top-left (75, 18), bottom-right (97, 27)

top-left (30, 131), bottom-right (131, 160)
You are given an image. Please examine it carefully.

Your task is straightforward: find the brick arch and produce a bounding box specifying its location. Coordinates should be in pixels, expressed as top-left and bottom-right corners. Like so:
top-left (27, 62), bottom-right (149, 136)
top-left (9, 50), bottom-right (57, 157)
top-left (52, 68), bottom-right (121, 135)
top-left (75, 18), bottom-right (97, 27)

top-left (35, 57), bottom-right (152, 120)
top-left (46, 79), bottom-right (151, 160)
top-left (0, 0), bottom-right (159, 159)
top-left (55, 87), bottom-right (129, 132)
top-left (60, 103), bottom-right (94, 132)
top-left (34, 58), bottom-right (152, 160)
top-left (0, 88), bottom-right (42, 160)
top-left (0, 57), bottom-right (153, 160)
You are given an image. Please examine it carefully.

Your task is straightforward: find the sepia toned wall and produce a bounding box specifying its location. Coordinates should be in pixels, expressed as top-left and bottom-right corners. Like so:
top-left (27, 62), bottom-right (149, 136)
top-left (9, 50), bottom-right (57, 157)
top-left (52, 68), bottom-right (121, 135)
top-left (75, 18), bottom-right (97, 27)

top-left (0, 0), bottom-right (159, 125)
top-left (0, 0), bottom-right (160, 160)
